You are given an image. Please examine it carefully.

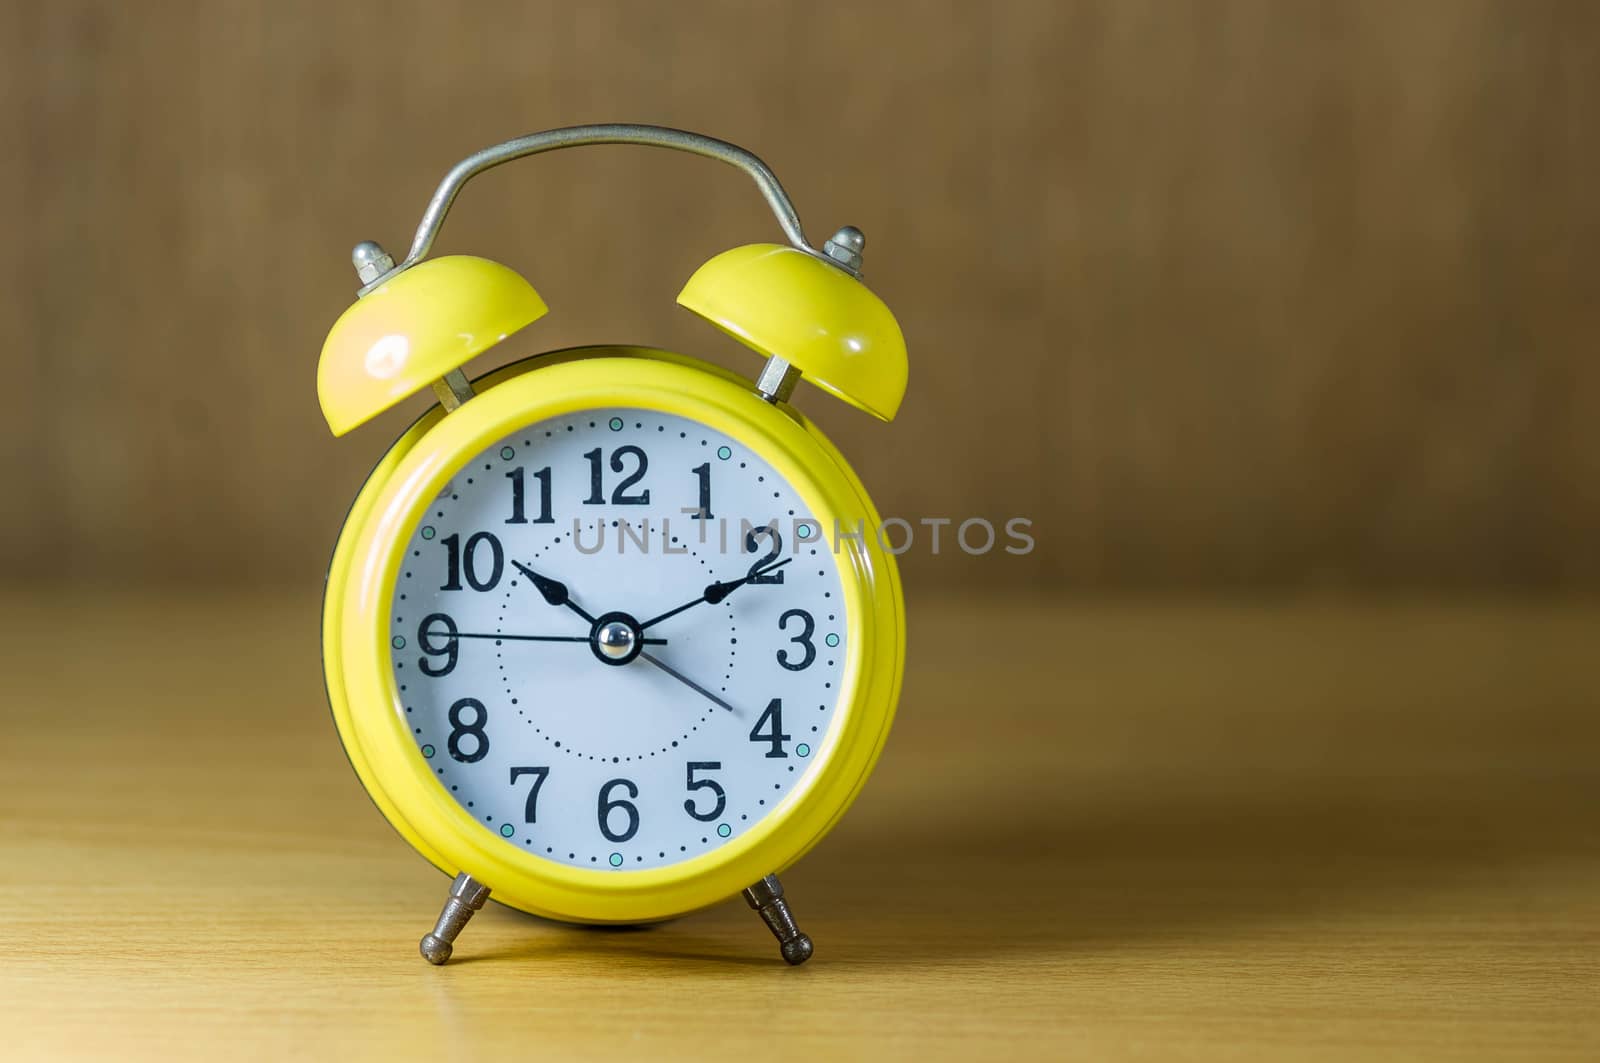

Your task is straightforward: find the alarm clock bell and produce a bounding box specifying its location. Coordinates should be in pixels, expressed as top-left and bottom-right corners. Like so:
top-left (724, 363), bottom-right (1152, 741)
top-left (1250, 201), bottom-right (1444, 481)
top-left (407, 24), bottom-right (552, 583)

top-left (315, 126), bottom-right (906, 440)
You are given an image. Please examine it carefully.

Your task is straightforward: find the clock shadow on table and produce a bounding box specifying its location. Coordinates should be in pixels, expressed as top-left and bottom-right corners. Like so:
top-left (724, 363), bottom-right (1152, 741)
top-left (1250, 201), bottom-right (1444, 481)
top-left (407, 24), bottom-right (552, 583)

top-left (810, 775), bottom-right (1599, 965)
top-left (461, 765), bottom-right (1600, 970)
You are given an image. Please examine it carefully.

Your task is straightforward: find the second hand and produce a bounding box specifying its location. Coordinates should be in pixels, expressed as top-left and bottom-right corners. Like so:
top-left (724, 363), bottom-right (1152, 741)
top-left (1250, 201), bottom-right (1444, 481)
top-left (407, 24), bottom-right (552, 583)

top-left (638, 651), bottom-right (741, 716)
top-left (448, 632), bottom-right (667, 645)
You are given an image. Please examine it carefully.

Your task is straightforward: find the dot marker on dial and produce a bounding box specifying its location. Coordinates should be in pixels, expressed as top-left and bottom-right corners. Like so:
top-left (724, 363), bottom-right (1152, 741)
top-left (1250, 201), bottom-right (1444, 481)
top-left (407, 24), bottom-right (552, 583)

top-left (609, 853), bottom-right (624, 867)
top-left (421, 744), bottom-right (436, 758)
top-left (717, 445), bottom-right (732, 460)
top-left (499, 446), bottom-right (515, 460)
top-left (421, 525), bottom-right (436, 540)
top-left (499, 823), bottom-right (515, 837)
top-left (796, 743), bottom-right (811, 758)
top-left (717, 823), bottom-right (732, 838)
top-left (608, 417), bottom-right (624, 431)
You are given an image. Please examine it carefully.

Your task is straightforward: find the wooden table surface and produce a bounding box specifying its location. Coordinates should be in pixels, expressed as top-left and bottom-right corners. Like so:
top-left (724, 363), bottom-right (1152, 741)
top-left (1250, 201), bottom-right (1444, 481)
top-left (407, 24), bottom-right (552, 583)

top-left (3, 592), bottom-right (1597, 1060)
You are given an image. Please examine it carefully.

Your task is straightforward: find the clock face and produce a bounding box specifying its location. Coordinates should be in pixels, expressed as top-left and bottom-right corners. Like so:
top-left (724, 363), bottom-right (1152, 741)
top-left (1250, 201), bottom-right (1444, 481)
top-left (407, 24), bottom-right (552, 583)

top-left (387, 408), bottom-right (848, 871)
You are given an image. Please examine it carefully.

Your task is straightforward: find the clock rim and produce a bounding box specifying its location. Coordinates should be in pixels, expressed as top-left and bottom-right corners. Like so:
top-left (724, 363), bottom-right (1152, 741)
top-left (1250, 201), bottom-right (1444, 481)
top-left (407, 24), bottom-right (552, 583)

top-left (323, 346), bottom-right (904, 924)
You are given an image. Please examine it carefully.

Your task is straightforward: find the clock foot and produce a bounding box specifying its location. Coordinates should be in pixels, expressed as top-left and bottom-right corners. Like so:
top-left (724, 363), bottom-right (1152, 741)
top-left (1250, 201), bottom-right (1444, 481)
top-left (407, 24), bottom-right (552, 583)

top-left (742, 873), bottom-right (813, 965)
top-left (419, 872), bottom-right (490, 965)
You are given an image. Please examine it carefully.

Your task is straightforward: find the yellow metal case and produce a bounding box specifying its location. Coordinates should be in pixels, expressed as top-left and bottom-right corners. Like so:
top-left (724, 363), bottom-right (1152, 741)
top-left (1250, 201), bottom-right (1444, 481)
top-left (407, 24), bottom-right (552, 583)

top-left (323, 348), bottom-right (905, 924)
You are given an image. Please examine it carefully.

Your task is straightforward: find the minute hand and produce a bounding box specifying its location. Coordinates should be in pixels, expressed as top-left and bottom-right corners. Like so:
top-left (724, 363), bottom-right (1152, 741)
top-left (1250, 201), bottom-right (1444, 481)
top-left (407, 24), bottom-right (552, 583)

top-left (637, 558), bottom-right (793, 631)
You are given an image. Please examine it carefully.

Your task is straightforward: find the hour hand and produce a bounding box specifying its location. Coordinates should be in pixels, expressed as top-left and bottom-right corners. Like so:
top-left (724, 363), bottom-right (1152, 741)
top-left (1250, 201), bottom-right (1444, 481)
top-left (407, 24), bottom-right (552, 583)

top-left (512, 561), bottom-right (595, 624)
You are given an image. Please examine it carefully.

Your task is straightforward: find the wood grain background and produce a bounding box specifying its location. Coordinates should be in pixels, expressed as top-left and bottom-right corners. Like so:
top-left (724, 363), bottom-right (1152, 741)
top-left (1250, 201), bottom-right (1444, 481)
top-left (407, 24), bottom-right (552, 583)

top-left (3, 0), bottom-right (1596, 591)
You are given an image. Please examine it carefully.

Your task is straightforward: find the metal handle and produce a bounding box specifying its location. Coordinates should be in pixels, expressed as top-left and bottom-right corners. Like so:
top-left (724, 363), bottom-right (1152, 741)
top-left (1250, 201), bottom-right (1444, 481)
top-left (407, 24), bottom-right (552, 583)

top-left (395, 123), bottom-right (818, 272)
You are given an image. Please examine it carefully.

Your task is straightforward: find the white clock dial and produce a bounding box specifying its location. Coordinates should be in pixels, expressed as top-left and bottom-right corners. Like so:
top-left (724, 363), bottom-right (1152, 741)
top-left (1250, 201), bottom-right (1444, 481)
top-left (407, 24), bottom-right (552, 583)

top-left (388, 408), bottom-right (847, 870)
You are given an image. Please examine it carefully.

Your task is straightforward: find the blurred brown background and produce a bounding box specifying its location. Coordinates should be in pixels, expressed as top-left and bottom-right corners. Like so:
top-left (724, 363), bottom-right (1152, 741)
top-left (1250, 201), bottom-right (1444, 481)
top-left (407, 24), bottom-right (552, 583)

top-left (6, 6), bottom-right (1600, 1055)
top-left (3, 0), bottom-right (1596, 592)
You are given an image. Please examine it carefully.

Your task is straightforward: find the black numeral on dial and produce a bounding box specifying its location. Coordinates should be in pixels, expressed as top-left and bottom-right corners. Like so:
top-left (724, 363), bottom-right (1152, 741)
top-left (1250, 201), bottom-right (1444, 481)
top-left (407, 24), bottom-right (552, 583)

top-left (417, 613), bottom-right (459, 676)
top-left (744, 524), bottom-right (785, 584)
top-left (777, 608), bottom-right (816, 671)
top-left (749, 698), bottom-right (791, 758)
top-left (690, 462), bottom-right (714, 520)
top-left (597, 778), bottom-right (640, 842)
top-left (583, 446), bottom-right (650, 505)
top-left (505, 466), bottom-right (553, 524)
top-left (509, 766), bottom-right (550, 824)
top-left (683, 761), bottom-right (726, 822)
top-left (440, 531), bottom-right (504, 591)
top-left (446, 697), bottom-right (490, 763)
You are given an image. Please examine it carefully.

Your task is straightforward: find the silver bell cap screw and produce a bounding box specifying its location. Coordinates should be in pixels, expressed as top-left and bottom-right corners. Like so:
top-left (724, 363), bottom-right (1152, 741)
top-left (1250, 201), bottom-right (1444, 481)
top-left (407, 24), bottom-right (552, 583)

top-left (821, 225), bottom-right (865, 275)
top-left (352, 240), bottom-right (396, 286)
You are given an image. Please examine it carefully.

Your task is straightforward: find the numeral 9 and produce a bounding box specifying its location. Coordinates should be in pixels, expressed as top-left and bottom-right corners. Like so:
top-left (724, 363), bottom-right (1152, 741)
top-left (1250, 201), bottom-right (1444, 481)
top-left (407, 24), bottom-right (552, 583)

top-left (417, 613), bottom-right (458, 676)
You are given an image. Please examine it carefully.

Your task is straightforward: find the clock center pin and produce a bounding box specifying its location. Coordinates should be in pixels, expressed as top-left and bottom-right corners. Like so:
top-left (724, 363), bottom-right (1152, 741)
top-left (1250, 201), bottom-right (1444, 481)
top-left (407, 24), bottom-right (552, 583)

top-left (589, 611), bottom-right (644, 666)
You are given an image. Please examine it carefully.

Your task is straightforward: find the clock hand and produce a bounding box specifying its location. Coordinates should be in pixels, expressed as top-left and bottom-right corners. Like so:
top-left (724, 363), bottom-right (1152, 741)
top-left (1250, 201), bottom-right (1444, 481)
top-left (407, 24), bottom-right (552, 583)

top-left (638, 651), bottom-right (741, 716)
top-left (511, 560), bottom-right (597, 625)
top-left (637, 558), bottom-right (794, 630)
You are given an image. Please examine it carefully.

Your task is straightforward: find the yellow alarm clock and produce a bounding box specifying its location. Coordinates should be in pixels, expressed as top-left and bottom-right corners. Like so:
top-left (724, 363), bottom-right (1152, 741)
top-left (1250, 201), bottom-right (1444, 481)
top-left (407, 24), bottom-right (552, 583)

top-left (318, 126), bottom-right (906, 966)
